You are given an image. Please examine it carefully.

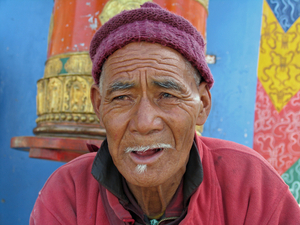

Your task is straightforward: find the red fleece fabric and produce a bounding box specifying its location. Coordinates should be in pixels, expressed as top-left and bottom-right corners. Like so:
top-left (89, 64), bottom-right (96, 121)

top-left (30, 136), bottom-right (300, 224)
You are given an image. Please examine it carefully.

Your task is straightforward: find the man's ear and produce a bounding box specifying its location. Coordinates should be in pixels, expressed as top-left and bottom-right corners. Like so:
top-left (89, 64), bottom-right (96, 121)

top-left (196, 82), bottom-right (211, 126)
top-left (90, 84), bottom-right (104, 127)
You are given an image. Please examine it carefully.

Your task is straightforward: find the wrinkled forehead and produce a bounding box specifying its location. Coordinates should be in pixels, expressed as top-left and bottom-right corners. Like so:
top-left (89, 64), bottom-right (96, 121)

top-left (103, 42), bottom-right (187, 72)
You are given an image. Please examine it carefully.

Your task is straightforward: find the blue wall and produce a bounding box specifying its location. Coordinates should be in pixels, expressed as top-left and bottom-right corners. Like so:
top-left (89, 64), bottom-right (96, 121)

top-left (0, 1), bottom-right (64, 224)
top-left (203, 0), bottom-right (263, 147)
top-left (0, 0), bottom-right (262, 224)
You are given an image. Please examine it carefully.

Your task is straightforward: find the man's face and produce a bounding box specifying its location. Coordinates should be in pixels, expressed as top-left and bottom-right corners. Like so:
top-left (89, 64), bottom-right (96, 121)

top-left (91, 42), bottom-right (210, 187)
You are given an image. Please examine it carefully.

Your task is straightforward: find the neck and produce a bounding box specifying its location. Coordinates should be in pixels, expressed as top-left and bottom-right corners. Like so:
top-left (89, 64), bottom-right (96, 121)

top-left (127, 169), bottom-right (185, 218)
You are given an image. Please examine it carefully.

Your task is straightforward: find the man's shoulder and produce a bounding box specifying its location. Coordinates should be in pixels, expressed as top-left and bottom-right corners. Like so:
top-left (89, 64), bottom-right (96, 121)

top-left (197, 135), bottom-right (285, 185)
top-left (193, 136), bottom-right (300, 224)
top-left (198, 136), bottom-right (256, 153)
top-left (59, 152), bottom-right (97, 171)
top-left (198, 136), bottom-right (270, 165)
top-left (30, 153), bottom-right (107, 224)
top-left (41, 152), bottom-right (98, 191)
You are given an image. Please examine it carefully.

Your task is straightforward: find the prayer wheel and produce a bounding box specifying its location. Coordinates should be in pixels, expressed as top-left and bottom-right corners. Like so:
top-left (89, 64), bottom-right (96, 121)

top-left (34, 0), bottom-right (209, 139)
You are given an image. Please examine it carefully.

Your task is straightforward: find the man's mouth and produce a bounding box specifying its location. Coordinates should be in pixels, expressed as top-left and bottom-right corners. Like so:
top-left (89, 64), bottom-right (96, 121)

top-left (133, 148), bottom-right (163, 156)
top-left (130, 148), bottom-right (165, 164)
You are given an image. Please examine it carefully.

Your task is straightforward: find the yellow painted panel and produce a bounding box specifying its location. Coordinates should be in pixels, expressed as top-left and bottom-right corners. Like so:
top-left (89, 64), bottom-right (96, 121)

top-left (258, 0), bottom-right (300, 112)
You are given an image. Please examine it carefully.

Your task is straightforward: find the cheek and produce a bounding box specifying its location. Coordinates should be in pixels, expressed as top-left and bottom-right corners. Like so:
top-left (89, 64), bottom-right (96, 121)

top-left (176, 102), bottom-right (200, 125)
top-left (165, 103), bottom-right (199, 147)
top-left (102, 105), bottom-right (130, 128)
top-left (101, 108), bottom-right (131, 147)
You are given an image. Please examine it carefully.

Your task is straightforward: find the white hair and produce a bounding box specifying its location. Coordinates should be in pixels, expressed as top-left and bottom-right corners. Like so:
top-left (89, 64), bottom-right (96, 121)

top-left (99, 64), bottom-right (105, 94)
top-left (184, 58), bottom-right (202, 86)
top-left (135, 164), bottom-right (147, 174)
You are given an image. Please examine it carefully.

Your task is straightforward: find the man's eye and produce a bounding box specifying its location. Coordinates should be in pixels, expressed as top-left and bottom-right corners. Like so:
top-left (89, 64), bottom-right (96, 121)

top-left (161, 93), bottom-right (174, 98)
top-left (113, 95), bottom-right (128, 101)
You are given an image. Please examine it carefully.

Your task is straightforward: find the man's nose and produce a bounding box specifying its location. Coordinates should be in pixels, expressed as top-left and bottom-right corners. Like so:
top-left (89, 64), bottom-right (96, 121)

top-left (129, 96), bottom-right (164, 135)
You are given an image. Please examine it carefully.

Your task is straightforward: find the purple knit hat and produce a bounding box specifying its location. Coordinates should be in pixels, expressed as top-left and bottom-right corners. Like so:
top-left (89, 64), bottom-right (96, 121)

top-left (89, 2), bottom-right (214, 89)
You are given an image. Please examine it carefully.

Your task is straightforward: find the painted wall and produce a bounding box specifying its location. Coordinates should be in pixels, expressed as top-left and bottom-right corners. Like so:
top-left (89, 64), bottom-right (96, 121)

top-left (0, 0), bottom-right (263, 224)
top-left (253, 0), bottom-right (300, 204)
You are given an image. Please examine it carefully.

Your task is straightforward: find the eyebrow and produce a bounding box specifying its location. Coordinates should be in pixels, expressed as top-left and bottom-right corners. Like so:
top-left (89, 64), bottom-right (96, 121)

top-left (107, 81), bottom-right (135, 94)
top-left (153, 80), bottom-right (182, 91)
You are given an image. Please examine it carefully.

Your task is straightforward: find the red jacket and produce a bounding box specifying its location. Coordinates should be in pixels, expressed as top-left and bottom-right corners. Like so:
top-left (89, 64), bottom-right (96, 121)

top-left (30, 136), bottom-right (300, 224)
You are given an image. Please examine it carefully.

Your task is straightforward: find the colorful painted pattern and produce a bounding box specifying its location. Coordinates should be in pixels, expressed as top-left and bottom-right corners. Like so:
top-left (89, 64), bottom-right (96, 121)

top-left (258, 1), bottom-right (300, 112)
top-left (266, 0), bottom-right (300, 32)
top-left (253, 0), bottom-right (300, 203)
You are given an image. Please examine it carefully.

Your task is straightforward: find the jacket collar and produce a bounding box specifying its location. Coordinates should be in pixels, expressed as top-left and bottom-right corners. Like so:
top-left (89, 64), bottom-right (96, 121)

top-left (91, 137), bottom-right (203, 206)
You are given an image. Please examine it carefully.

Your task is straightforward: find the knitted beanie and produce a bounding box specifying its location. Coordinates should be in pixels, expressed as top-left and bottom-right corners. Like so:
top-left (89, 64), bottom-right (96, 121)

top-left (89, 2), bottom-right (214, 89)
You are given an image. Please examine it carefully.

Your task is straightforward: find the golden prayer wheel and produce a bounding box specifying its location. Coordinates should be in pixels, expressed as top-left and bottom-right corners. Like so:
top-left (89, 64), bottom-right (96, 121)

top-left (34, 0), bottom-right (209, 139)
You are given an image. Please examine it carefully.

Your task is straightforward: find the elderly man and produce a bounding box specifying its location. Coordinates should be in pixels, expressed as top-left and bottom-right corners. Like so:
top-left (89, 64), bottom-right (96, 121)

top-left (30, 2), bottom-right (300, 225)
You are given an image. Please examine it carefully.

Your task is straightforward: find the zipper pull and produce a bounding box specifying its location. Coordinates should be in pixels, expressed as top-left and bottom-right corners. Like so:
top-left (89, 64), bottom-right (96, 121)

top-left (150, 219), bottom-right (159, 225)
top-left (123, 218), bottom-right (135, 225)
